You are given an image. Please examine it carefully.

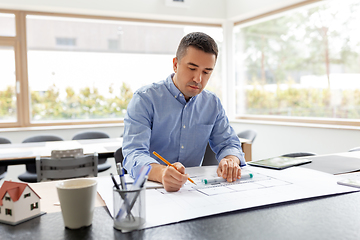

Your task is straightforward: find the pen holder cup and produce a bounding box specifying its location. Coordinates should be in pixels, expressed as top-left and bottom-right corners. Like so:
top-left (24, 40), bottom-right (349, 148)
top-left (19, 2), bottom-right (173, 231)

top-left (113, 184), bottom-right (146, 232)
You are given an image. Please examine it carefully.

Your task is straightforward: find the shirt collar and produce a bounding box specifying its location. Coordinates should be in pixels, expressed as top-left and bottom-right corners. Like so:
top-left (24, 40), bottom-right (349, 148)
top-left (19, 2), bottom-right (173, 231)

top-left (165, 73), bottom-right (198, 104)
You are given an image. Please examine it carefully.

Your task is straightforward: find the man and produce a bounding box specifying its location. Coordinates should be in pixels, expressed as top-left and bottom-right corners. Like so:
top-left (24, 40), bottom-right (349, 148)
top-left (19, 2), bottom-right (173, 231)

top-left (123, 32), bottom-right (245, 192)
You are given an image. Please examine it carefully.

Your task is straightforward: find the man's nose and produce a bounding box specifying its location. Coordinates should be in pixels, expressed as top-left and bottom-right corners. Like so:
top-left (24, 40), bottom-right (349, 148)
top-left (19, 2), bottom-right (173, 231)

top-left (193, 72), bottom-right (202, 83)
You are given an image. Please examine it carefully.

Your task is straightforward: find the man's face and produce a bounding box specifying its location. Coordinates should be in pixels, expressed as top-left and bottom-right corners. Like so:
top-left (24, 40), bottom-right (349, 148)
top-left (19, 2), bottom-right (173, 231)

top-left (172, 46), bottom-right (216, 101)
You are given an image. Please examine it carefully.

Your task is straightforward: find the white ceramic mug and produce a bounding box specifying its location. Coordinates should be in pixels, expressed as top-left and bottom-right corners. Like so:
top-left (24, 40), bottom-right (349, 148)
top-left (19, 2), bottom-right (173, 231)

top-left (56, 178), bottom-right (97, 229)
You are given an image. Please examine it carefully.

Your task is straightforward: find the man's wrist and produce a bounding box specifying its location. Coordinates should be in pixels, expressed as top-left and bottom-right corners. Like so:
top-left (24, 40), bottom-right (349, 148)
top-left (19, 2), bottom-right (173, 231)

top-left (225, 155), bottom-right (240, 165)
top-left (149, 163), bottom-right (167, 184)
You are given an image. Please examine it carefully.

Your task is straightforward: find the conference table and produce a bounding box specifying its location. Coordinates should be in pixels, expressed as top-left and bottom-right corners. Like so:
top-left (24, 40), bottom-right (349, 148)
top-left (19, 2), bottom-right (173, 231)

top-left (1, 153), bottom-right (360, 240)
top-left (0, 137), bottom-right (253, 166)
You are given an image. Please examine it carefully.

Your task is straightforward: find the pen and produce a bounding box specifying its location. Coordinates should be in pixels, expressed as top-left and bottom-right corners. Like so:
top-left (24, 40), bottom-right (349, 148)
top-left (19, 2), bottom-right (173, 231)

top-left (117, 162), bottom-right (127, 190)
top-left (153, 151), bottom-right (196, 185)
top-left (202, 172), bottom-right (254, 185)
top-left (110, 173), bottom-right (121, 190)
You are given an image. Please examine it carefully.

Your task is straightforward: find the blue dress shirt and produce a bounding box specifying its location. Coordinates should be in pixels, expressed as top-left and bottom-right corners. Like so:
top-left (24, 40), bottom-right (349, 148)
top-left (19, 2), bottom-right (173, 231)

top-left (123, 73), bottom-right (245, 178)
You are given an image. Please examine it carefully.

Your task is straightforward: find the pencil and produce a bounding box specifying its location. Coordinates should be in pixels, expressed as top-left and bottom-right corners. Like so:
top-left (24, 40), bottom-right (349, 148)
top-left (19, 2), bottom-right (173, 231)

top-left (153, 151), bottom-right (196, 185)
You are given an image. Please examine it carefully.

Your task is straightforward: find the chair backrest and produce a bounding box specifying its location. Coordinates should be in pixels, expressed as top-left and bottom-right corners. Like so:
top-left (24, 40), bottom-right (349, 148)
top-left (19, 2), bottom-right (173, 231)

top-left (22, 135), bottom-right (64, 143)
top-left (36, 152), bottom-right (98, 182)
top-left (72, 131), bottom-right (110, 140)
top-left (237, 129), bottom-right (257, 143)
top-left (349, 147), bottom-right (360, 152)
top-left (202, 143), bottom-right (218, 166)
top-left (114, 147), bottom-right (126, 173)
top-left (281, 152), bottom-right (316, 158)
top-left (0, 137), bottom-right (11, 144)
top-left (0, 137), bottom-right (11, 176)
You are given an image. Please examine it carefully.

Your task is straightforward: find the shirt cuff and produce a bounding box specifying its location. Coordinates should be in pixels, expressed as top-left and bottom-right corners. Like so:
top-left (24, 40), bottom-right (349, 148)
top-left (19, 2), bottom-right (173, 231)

top-left (218, 149), bottom-right (246, 167)
top-left (125, 155), bottom-right (159, 179)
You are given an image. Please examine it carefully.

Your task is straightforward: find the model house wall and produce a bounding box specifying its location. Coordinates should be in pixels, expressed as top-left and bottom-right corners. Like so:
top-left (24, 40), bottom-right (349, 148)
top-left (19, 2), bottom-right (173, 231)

top-left (0, 181), bottom-right (41, 223)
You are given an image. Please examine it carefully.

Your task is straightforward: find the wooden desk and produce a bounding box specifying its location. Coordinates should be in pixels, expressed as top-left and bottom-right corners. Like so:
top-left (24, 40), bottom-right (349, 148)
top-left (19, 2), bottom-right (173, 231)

top-left (0, 138), bottom-right (252, 166)
top-left (28, 179), bottom-right (106, 214)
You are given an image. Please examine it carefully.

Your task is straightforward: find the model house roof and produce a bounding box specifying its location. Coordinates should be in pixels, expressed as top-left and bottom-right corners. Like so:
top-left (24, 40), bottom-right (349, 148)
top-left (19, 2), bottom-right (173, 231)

top-left (0, 181), bottom-right (41, 206)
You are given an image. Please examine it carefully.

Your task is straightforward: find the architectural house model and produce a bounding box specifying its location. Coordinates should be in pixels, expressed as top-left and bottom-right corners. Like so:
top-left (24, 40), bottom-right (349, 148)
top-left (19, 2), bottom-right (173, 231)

top-left (0, 181), bottom-right (44, 225)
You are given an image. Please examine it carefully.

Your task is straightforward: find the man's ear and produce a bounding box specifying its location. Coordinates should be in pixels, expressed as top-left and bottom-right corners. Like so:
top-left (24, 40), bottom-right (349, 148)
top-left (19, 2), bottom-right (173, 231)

top-left (173, 57), bottom-right (178, 73)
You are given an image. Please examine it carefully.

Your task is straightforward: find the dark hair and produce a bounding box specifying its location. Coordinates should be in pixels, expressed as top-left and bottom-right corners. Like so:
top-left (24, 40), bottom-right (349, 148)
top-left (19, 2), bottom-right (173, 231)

top-left (176, 32), bottom-right (218, 61)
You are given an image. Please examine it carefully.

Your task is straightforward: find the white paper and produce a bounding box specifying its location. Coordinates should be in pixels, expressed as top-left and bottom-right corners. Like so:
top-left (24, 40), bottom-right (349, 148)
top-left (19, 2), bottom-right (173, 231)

top-left (97, 165), bottom-right (359, 229)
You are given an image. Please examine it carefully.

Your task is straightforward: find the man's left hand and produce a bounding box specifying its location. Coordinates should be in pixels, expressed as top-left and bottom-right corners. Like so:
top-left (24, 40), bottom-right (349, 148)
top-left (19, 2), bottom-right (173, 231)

top-left (217, 155), bottom-right (241, 182)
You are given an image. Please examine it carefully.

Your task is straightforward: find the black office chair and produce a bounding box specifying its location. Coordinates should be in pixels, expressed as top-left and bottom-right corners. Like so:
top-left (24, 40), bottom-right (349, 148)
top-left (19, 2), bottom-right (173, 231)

top-left (114, 147), bottom-right (126, 173)
top-left (72, 131), bottom-right (112, 172)
top-left (18, 135), bottom-right (64, 183)
top-left (281, 152), bottom-right (316, 158)
top-left (0, 137), bottom-right (11, 180)
top-left (202, 143), bottom-right (218, 166)
top-left (349, 147), bottom-right (360, 152)
top-left (202, 129), bottom-right (258, 166)
top-left (237, 129), bottom-right (257, 143)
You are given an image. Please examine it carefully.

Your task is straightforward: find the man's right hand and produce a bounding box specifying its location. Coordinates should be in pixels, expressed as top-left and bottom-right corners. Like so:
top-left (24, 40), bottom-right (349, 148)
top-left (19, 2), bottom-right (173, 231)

top-left (149, 162), bottom-right (188, 192)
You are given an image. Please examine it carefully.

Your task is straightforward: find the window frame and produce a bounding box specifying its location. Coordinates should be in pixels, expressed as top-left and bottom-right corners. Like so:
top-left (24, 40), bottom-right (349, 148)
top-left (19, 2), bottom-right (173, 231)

top-left (1, 2), bottom-right (360, 129)
top-left (233, 0), bottom-right (360, 127)
top-left (0, 9), bottom-right (221, 129)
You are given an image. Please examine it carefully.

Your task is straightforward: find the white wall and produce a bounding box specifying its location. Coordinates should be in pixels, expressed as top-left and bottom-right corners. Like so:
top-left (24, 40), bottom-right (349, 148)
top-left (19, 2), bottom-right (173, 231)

top-left (232, 121), bottom-right (360, 161)
top-left (0, 124), bottom-right (124, 143)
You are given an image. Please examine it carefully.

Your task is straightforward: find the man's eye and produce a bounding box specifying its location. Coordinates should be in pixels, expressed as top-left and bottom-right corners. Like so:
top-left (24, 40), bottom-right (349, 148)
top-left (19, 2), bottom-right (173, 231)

top-left (203, 71), bottom-right (209, 74)
top-left (189, 68), bottom-right (195, 70)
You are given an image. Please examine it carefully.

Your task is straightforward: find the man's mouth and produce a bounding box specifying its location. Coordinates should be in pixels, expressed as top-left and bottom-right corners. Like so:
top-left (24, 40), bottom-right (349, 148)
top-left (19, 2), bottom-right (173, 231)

top-left (189, 85), bottom-right (200, 90)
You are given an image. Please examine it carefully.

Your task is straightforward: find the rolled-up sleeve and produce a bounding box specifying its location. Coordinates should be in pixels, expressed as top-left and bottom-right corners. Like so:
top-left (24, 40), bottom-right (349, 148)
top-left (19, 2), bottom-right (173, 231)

top-left (122, 93), bottom-right (158, 178)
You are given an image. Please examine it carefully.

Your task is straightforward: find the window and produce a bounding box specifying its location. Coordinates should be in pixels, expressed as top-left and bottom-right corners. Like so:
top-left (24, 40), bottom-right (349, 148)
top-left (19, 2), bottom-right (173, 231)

top-left (31, 202), bottom-right (38, 210)
top-left (5, 209), bottom-right (12, 216)
top-left (0, 45), bottom-right (17, 123)
top-left (24, 193), bottom-right (31, 198)
top-left (5, 196), bottom-right (11, 201)
top-left (0, 13), bottom-right (15, 37)
top-left (26, 15), bottom-right (222, 123)
top-left (234, 0), bottom-right (360, 124)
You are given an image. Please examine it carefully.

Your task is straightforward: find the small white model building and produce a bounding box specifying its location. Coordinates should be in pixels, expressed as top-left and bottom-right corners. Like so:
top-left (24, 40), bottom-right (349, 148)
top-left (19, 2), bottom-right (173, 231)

top-left (0, 181), bottom-right (43, 225)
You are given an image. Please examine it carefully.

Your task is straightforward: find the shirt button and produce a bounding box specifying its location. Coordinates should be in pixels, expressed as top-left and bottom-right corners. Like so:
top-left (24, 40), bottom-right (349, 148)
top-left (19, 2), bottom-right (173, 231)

top-left (183, 125), bottom-right (186, 128)
top-left (175, 95), bottom-right (177, 98)
top-left (179, 94), bottom-right (182, 96)
top-left (181, 146), bottom-right (184, 149)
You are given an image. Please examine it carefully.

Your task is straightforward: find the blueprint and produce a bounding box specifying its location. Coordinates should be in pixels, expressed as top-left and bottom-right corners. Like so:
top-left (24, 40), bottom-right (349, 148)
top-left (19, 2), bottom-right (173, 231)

top-left (97, 165), bottom-right (359, 231)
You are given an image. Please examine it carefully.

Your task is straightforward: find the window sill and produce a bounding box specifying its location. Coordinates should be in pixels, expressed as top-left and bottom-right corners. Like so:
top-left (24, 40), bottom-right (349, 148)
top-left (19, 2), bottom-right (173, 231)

top-left (0, 122), bottom-right (124, 133)
top-left (232, 118), bottom-right (360, 131)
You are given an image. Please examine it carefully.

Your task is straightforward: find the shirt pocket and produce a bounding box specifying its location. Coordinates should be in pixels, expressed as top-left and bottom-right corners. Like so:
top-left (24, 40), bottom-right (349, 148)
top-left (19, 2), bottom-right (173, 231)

top-left (187, 124), bottom-right (213, 149)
